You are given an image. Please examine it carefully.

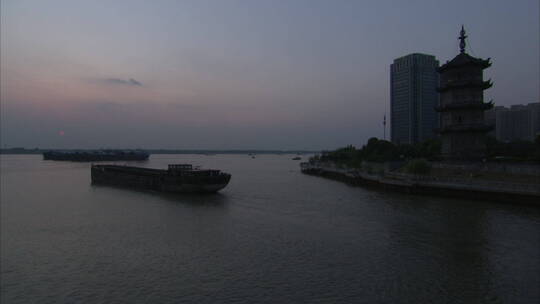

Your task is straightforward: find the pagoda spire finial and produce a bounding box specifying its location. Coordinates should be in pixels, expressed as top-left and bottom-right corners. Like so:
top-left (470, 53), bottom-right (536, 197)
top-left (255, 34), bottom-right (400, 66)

top-left (459, 25), bottom-right (467, 53)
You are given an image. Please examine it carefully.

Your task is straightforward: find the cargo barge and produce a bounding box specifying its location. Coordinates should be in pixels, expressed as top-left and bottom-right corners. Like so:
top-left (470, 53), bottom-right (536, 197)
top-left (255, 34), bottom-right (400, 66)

top-left (43, 150), bottom-right (149, 161)
top-left (91, 164), bottom-right (231, 193)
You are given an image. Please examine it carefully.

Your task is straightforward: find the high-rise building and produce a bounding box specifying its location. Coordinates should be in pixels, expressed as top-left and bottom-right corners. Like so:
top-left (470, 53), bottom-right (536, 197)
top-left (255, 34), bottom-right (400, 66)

top-left (390, 53), bottom-right (439, 144)
top-left (485, 102), bottom-right (540, 142)
top-left (485, 105), bottom-right (505, 138)
top-left (530, 102), bottom-right (540, 140)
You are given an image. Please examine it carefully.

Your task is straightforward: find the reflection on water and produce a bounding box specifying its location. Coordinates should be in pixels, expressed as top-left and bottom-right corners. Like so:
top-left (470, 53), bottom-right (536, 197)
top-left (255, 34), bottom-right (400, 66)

top-left (1, 154), bottom-right (539, 303)
top-left (90, 183), bottom-right (231, 206)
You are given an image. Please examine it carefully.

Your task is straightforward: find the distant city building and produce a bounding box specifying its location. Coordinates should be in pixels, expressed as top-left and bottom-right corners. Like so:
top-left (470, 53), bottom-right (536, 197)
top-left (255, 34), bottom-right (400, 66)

top-left (485, 102), bottom-right (540, 142)
top-left (390, 53), bottom-right (439, 144)
top-left (436, 26), bottom-right (493, 159)
top-left (484, 105), bottom-right (505, 138)
top-left (531, 102), bottom-right (540, 140)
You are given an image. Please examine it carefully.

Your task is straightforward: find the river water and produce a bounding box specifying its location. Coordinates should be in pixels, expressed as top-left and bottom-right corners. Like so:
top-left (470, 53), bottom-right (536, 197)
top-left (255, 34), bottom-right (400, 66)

top-left (1, 154), bottom-right (539, 303)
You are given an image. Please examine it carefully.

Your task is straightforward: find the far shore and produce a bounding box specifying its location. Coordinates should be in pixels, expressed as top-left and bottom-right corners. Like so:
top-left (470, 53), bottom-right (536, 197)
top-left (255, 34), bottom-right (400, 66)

top-left (0, 148), bottom-right (318, 155)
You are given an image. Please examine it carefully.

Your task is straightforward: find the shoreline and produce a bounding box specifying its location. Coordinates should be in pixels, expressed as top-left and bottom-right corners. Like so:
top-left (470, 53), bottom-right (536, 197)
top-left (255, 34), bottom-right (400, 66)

top-left (301, 162), bottom-right (540, 205)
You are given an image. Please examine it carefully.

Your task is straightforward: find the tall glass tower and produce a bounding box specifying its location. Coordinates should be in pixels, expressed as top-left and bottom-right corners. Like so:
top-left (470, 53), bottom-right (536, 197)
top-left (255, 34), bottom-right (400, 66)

top-left (390, 53), bottom-right (439, 144)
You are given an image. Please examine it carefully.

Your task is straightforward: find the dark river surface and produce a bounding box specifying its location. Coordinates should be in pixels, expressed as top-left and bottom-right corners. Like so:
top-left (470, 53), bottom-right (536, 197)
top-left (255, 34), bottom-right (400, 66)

top-left (1, 154), bottom-right (539, 303)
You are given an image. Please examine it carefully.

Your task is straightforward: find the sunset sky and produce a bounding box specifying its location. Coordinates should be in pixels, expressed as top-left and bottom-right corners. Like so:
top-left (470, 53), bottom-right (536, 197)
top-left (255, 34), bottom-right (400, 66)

top-left (1, 0), bottom-right (538, 150)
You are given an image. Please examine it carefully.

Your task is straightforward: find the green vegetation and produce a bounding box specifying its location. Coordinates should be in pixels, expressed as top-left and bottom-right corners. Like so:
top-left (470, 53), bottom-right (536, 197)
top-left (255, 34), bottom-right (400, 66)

top-left (485, 136), bottom-right (540, 161)
top-left (313, 137), bottom-right (442, 168)
top-left (404, 159), bottom-right (431, 175)
top-left (312, 135), bottom-right (540, 168)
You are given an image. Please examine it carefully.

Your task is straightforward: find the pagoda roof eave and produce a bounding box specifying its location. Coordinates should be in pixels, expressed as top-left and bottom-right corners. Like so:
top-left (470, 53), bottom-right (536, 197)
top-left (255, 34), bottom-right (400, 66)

top-left (437, 53), bottom-right (491, 72)
top-left (435, 101), bottom-right (494, 112)
top-left (437, 80), bottom-right (493, 92)
top-left (435, 124), bottom-right (494, 134)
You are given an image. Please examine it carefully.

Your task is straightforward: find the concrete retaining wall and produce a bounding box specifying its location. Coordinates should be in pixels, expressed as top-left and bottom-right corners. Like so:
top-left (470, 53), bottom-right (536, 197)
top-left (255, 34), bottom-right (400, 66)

top-left (300, 162), bottom-right (540, 204)
top-left (431, 161), bottom-right (540, 177)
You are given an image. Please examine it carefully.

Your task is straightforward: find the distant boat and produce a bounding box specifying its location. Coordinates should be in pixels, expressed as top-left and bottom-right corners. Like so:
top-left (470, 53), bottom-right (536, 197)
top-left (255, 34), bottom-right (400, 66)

top-left (91, 164), bottom-right (231, 193)
top-left (292, 157), bottom-right (301, 160)
top-left (43, 150), bottom-right (149, 162)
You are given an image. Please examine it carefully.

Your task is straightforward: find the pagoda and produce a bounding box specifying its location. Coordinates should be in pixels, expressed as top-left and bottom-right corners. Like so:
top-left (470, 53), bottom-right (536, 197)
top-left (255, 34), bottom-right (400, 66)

top-left (436, 26), bottom-right (494, 159)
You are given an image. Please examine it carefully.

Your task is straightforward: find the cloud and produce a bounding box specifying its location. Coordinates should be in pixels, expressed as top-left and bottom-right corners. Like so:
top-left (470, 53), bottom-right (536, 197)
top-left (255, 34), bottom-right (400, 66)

top-left (102, 78), bottom-right (143, 86)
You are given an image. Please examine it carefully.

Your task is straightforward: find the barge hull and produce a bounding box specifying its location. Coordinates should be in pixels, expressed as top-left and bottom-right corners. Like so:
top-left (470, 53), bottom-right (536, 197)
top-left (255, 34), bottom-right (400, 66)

top-left (44, 150), bottom-right (149, 162)
top-left (91, 165), bottom-right (230, 193)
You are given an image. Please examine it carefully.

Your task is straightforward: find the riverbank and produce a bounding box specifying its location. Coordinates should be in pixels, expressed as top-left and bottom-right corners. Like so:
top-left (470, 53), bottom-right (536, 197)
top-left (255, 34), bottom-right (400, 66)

top-left (0, 148), bottom-right (316, 155)
top-left (301, 162), bottom-right (540, 205)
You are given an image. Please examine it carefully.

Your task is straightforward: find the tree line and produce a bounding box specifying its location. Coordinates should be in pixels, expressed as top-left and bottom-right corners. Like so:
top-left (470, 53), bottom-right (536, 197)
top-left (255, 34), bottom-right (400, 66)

top-left (312, 135), bottom-right (540, 167)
